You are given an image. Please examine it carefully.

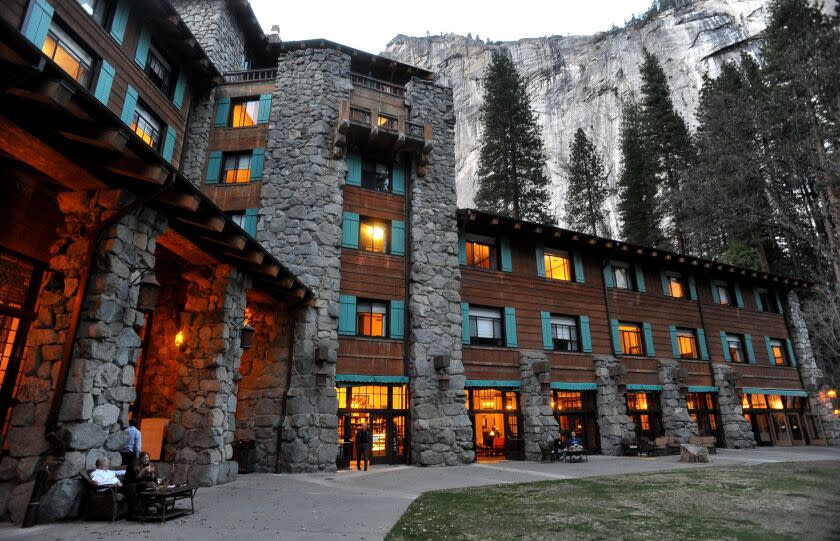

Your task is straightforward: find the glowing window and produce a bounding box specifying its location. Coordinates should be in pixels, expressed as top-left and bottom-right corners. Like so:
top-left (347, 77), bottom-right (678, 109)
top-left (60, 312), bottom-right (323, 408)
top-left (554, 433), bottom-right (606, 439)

top-left (626, 392), bottom-right (649, 410)
top-left (359, 219), bottom-right (387, 253)
top-left (767, 395), bottom-right (784, 410)
top-left (336, 387), bottom-right (347, 408)
top-left (222, 153), bottom-right (252, 184)
top-left (726, 335), bottom-right (744, 363)
top-left (356, 301), bottom-right (387, 337)
top-left (131, 103), bottom-right (162, 149)
top-left (466, 241), bottom-right (494, 269)
top-left (552, 392), bottom-right (583, 411)
top-left (42, 25), bottom-right (93, 87)
top-left (677, 329), bottom-right (698, 359)
top-left (231, 99), bottom-right (259, 127)
top-left (392, 386), bottom-right (407, 410)
top-left (619, 323), bottom-right (643, 355)
top-left (544, 251), bottom-right (572, 281)
top-left (473, 389), bottom-right (504, 410)
top-left (377, 114), bottom-right (398, 129)
top-left (348, 385), bottom-right (389, 409)
top-left (769, 340), bottom-right (787, 366)
top-left (667, 273), bottom-right (685, 298)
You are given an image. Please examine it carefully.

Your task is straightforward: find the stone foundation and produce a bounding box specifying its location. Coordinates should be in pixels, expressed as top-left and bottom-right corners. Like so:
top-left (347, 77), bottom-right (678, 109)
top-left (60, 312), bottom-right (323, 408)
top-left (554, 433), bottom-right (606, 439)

top-left (657, 359), bottom-right (697, 443)
top-left (711, 363), bottom-right (756, 449)
top-left (593, 356), bottom-right (636, 455)
top-left (518, 351), bottom-right (559, 460)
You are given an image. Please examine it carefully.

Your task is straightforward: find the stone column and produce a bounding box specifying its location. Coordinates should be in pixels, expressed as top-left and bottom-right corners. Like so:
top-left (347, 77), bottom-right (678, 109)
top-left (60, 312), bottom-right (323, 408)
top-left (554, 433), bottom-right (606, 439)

top-left (519, 351), bottom-right (559, 460)
top-left (593, 356), bottom-right (635, 455)
top-left (179, 89), bottom-right (215, 186)
top-left (165, 265), bottom-right (248, 487)
top-left (711, 363), bottom-right (756, 448)
top-left (786, 291), bottom-right (840, 445)
top-left (170, 0), bottom-right (246, 74)
top-left (260, 49), bottom-right (352, 472)
top-left (405, 78), bottom-right (474, 466)
top-left (657, 359), bottom-right (697, 443)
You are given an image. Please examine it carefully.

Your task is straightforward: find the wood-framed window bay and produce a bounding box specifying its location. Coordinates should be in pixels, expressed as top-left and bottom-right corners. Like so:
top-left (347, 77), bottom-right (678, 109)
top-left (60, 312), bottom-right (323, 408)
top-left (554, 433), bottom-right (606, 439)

top-left (468, 306), bottom-right (504, 346)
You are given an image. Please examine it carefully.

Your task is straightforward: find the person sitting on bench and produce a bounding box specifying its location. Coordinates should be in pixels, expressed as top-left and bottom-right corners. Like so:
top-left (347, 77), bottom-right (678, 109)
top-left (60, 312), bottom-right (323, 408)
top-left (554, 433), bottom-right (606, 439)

top-left (91, 457), bottom-right (122, 489)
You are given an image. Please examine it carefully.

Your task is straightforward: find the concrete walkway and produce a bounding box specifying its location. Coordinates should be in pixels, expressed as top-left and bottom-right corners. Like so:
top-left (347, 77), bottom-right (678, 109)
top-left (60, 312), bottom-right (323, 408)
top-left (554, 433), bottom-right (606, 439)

top-left (2, 446), bottom-right (838, 541)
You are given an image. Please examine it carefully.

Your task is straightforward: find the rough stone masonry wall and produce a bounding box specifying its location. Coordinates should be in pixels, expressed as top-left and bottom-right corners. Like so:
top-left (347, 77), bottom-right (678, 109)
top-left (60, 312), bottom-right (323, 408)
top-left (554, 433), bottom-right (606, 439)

top-left (519, 351), bottom-right (559, 460)
top-left (180, 91), bottom-right (216, 186)
top-left (786, 291), bottom-right (840, 445)
top-left (170, 0), bottom-right (245, 74)
top-left (593, 356), bottom-right (636, 455)
top-left (405, 78), bottom-right (474, 466)
top-left (711, 363), bottom-right (756, 449)
top-left (657, 359), bottom-right (697, 443)
top-left (259, 48), bottom-right (352, 472)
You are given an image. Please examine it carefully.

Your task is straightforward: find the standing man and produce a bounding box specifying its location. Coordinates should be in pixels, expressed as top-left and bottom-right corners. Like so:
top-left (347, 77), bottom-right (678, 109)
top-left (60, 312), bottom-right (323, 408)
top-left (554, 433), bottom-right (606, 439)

top-left (120, 419), bottom-right (142, 466)
top-left (355, 422), bottom-right (371, 471)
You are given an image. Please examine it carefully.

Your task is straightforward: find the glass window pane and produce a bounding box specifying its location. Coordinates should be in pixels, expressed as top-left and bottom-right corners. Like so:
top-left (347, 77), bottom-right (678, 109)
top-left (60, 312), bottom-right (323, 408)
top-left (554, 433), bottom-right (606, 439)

top-left (614, 267), bottom-right (631, 289)
top-left (545, 251), bottom-right (571, 281)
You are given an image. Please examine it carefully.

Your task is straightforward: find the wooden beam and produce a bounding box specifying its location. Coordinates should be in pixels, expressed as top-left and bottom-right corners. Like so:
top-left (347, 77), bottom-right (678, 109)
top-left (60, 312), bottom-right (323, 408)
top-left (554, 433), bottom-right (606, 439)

top-left (533, 226), bottom-right (542, 234)
top-left (175, 215), bottom-right (225, 233)
top-left (489, 217), bottom-right (499, 225)
top-left (293, 287), bottom-right (307, 298)
top-left (202, 234), bottom-right (247, 251)
top-left (512, 223), bottom-right (522, 230)
top-left (279, 278), bottom-right (294, 289)
top-left (570, 234), bottom-right (579, 241)
top-left (587, 238), bottom-right (597, 245)
top-left (104, 160), bottom-right (168, 185)
top-left (157, 191), bottom-right (200, 212)
top-left (258, 263), bottom-right (280, 277)
top-left (621, 245), bottom-right (629, 251)
top-left (225, 249), bottom-right (264, 265)
top-left (636, 248), bottom-right (644, 255)
top-left (552, 230), bottom-right (562, 238)
top-left (306, 297), bottom-right (317, 307)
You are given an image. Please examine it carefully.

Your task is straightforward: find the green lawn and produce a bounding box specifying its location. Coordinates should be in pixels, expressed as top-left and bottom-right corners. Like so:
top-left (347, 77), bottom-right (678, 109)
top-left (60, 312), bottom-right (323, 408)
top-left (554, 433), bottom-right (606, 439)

top-left (386, 461), bottom-right (840, 541)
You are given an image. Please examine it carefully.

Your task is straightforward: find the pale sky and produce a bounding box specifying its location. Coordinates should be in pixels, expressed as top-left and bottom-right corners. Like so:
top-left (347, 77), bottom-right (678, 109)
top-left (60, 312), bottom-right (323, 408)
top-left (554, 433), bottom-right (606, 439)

top-left (249, 0), bottom-right (656, 55)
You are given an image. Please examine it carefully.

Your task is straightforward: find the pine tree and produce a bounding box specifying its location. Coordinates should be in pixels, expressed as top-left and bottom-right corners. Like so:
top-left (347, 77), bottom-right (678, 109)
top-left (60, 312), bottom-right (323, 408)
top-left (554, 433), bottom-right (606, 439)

top-left (475, 52), bottom-right (553, 223)
top-left (564, 128), bottom-right (611, 236)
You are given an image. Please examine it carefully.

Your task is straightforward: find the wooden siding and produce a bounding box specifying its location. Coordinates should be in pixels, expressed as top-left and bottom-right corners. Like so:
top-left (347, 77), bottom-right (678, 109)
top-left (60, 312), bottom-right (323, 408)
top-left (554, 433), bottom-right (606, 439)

top-left (343, 185), bottom-right (405, 222)
top-left (337, 336), bottom-right (404, 376)
top-left (340, 249), bottom-right (404, 300)
top-left (202, 182), bottom-right (262, 211)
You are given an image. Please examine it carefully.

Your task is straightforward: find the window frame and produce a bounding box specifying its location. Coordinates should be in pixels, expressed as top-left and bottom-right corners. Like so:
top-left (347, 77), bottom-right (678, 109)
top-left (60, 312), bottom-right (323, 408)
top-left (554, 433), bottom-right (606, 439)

top-left (42, 22), bottom-right (95, 88)
top-left (468, 306), bottom-right (504, 347)
top-left (618, 322), bottom-right (644, 356)
top-left (356, 299), bottom-right (388, 338)
top-left (76, 0), bottom-right (114, 28)
top-left (376, 113), bottom-right (398, 130)
top-left (143, 43), bottom-right (173, 97)
top-left (360, 159), bottom-right (392, 193)
top-left (130, 101), bottom-right (163, 150)
top-left (544, 249), bottom-right (573, 282)
top-left (612, 264), bottom-right (634, 291)
top-left (726, 334), bottom-right (746, 363)
top-left (676, 328), bottom-right (699, 360)
top-left (666, 271), bottom-right (687, 299)
top-left (550, 315), bottom-right (579, 352)
top-left (358, 217), bottom-right (389, 253)
top-left (230, 97), bottom-right (260, 128)
top-left (464, 235), bottom-right (497, 271)
top-left (715, 282), bottom-right (732, 306)
top-left (220, 151), bottom-right (253, 184)
top-left (769, 338), bottom-right (788, 366)
top-left (756, 288), bottom-right (779, 313)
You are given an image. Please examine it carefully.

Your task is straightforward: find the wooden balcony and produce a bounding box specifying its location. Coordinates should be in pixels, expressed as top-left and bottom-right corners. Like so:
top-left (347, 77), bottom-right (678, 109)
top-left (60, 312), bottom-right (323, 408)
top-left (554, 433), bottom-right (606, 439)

top-left (223, 68), bottom-right (278, 84)
top-left (335, 100), bottom-right (432, 155)
top-left (349, 72), bottom-right (405, 97)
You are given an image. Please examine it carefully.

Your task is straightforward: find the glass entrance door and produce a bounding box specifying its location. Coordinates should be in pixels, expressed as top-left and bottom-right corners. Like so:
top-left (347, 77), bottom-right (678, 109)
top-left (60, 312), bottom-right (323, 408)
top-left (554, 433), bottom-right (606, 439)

top-left (335, 384), bottom-right (409, 469)
top-left (467, 388), bottom-right (522, 461)
top-left (787, 413), bottom-right (806, 445)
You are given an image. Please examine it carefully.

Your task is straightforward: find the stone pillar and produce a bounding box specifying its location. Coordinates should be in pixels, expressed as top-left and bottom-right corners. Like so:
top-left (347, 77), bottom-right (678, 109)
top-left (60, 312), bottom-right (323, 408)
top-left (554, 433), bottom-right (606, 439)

top-left (657, 359), bottom-right (697, 443)
top-left (260, 49), bottom-right (352, 472)
top-left (165, 265), bottom-right (248, 487)
top-left (405, 78), bottom-right (474, 466)
top-left (711, 363), bottom-right (756, 449)
top-left (519, 351), bottom-right (559, 460)
top-left (786, 291), bottom-right (840, 445)
top-left (170, 0), bottom-right (246, 74)
top-left (593, 356), bottom-right (635, 455)
top-left (180, 90), bottom-right (215, 186)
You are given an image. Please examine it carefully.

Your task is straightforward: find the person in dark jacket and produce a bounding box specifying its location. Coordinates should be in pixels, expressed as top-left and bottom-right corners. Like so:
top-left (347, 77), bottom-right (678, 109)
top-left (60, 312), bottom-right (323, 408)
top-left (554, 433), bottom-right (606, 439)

top-left (355, 423), bottom-right (371, 471)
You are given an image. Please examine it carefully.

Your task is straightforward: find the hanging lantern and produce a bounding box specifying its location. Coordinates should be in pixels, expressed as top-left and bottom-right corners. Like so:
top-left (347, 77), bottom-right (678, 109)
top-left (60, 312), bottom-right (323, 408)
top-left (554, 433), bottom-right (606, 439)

top-left (239, 324), bottom-right (255, 350)
top-left (174, 330), bottom-right (186, 352)
top-left (136, 272), bottom-right (161, 313)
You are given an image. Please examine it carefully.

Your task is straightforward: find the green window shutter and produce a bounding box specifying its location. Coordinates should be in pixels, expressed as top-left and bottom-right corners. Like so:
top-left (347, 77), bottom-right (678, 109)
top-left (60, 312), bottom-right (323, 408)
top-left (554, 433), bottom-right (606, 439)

top-left (785, 338), bottom-right (797, 367)
top-left (711, 282), bottom-right (721, 304)
top-left (257, 93), bottom-right (271, 123)
top-left (461, 303), bottom-right (471, 345)
top-left (669, 325), bottom-right (680, 359)
top-left (535, 241), bottom-right (545, 277)
top-left (720, 331), bottom-right (731, 362)
top-left (338, 294), bottom-right (357, 336)
top-left (734, 283), bottom-right (744, 308)
top-left (172, 72), bottom-right (187, 110)
top-left (580, 315), bottom-right (592, 353)
top-left (391, 220), bottom-right (405, 256)
top-left (392, 163), bottom-right (405, 195)
top-left (205, 151), bottom-right (222, 183)
top-left (643, 322), bottom-right (655, 357)
top-left (110, 0), bottom-right (129, 44)
top-left (504, 307), bottom-right (517, 348)
top-left (500, 235), bottom-right (512, 272)
top-left (161, 126), bottom-right (176, 162)
top-left (389, 300), bottom-right (405, 339)
top-left (214, 97), bottom-right (231, 127)
top-left (250, 147), bottom-right (265, 180)
top-left (22, 0), bottom-right (54, 48)
top-left (775, 291), bottom-right (785, 314)
top-left (540, 311), bottom-right (553, 350)
top-left (660, 270), bottom-right (670, 297)
top-left (341, 212), bottom-right (359, 249)
top-left (688, 273), bottom-right (698, 300)
top-left (242, 208), bottom-right (258, 236)
top-left (346, 153), bottom-right (362, 186)
top-left (610, 320), bottom-right (621, 355)
top-left (573, 250), bottom-right (585, 283)
top-left (764, 336), bottom-right (774, 365)
top-left (458, 234), bottom-right (467, 265)
top-left (134, 27), bottom-right (150, 67)
top-left (120, 85), bottom-right (138, 125)
top-left (754, 289), bottom-right (764, 311)
top-left (634, 263), bottom-right (646, 293)
top-left (603, 264), bottom-right (615, 288)
top-left (93, 61), bottom-right (115, 105)
top-left (697, 329), bottom-right (709, 360)
top-left (744, 334), bottom-right (755, 363)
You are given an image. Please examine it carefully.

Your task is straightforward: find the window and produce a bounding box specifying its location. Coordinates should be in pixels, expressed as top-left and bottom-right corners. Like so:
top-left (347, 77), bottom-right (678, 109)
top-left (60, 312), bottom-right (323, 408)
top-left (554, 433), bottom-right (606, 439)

top-left (465, 238), bottom-right (496, 270)
top-left (544, 250), bottom-right (572, 281)
top-left (231, 98), bottom-right (259, 128)
top-left (769, 339), bottom-right (787, 366)
top-left (377, 114), bottom-right (398, 129)
top-left (221, 153), bottom-right (252, 184)
top-left (357, 301), bottom-right (387, 337)
top-left (613, 265), bottom-right (633, 290)
top-left (619, 323), bottom-right (643, 355)
top-left (676, 329), bottom-right (699, 359)
top-left (359, 219), bottom-right (388, 253)
top-left (550, 316), bottom-right (579, 352)
top-left (726, 334), bottom-right (745, 363)
top-left (361, 160), bottom-right (391, 192)
top-left (666, 272), bottom-right (686, 298)
top-left (131, 102), bottom-right (162, 149)
top-left (469, 307), bottom-right (503, 346)
top-left (144, 45), bottom-right (172, 95)
top-left (230, 212), bottom-right (247, 230)
top-left (715, 283), bottom-right (731, 305)
top-left (77, 0), bottom-right (112, 27)
top-left (42, 24), bottom-right (94, 87)
top-left (756, 288), bottom-right (779, 313)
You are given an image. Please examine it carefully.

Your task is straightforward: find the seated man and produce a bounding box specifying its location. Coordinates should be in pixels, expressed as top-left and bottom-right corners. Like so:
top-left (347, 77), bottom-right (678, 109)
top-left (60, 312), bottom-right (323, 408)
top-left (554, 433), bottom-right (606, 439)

top-left (91, 457), bottom-right (122, 490)
top-left (567, 431), bottom-right (583, 450)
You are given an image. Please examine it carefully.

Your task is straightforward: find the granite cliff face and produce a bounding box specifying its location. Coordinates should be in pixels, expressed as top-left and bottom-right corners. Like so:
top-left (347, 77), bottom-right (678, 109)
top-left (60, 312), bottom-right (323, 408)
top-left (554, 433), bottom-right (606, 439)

top-left (384, 0), bottom-right (770, 226)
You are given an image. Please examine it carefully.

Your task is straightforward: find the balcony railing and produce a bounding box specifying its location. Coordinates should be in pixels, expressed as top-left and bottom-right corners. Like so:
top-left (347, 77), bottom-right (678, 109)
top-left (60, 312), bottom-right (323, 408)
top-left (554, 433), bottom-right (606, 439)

top-left (406, 121), bottom-right (424, 138)
top-left (223, 68), bottom-right (278, 84)
top-left (350, 72), bottom-right (405, 97)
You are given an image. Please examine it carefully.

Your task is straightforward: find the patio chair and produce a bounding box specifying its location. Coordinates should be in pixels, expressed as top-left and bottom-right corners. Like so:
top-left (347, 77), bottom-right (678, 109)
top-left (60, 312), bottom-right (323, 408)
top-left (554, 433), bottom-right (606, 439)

top-left (80, 470), bottom-right (128, 522)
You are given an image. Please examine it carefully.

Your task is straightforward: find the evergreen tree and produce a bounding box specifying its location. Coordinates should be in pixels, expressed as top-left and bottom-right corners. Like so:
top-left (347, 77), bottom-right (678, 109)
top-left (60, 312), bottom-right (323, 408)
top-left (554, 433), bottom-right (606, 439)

top-left (564, 128), bottom-right (611, 236)
top-left (475, 52), bottom-right (553, 223)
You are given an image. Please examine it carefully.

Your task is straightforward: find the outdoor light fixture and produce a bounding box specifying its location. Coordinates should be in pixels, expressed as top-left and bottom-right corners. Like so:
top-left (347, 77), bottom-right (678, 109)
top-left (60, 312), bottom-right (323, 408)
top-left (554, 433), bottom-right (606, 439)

top-left (828, 389), bottom-right (838, 399)
top-left (239, 324), bottom-right (255, 350)
top-left (136, 272), bottom-right (161, 313)
top-left (174, 330), bottom-right (186, 352)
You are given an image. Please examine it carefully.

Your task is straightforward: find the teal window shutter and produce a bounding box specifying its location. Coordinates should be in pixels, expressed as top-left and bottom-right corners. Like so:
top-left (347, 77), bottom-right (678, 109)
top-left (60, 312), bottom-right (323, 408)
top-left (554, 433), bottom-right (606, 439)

top-left (500, 235), bottom-right (512, 272)
top-left (603, 264), bottom-right (615, 288)
top-left (540, 311), bottom-right (552, 350)
top-left (579, 315), bottom-right (592, 353)
top-left (257, 93), bottom-right (272, 123)
top-left (134, 27), bottom-right (150, 67)
top-left (461, 303), bottom-right (470, 345)
top-left (573, 250), bottom-right (584, 283)
top-left (250, 147), bottom-right (265, 180)
top-left (610, 319), bottom-right (621, 355)
top-left (669, 325), bottom-right (680, 359)
top-left (206, 151), bottom-right (222, 183)
top-left (242, 208), bottom-right (258, 236)
top-left (389, 300), bottom-right (405, 339)
top-left (93, 61), bottom-right (115, 105)
top-left (110, 0), bottom-right (129, 44)
top-left (775, 291), bottom-right (785, 314)
top-left (120, 85), bottom-right (138, 125)
top-left (711, 282), bottom-right (721, 304)
top-left (634, 264), bottom-right (646, 293)
top-left (660, 270), bottom-right (670, 297)
top-left (22, 0), bottom-right (54, 48)
top-left (754, 289), bottom-right (764, 311)
top-left (341, 212), bottom-right (359, 249)
top-left (734, 283), bottom-right (744, 308)
top-left (172, 72), bottom-right (187, 110)
top-left (458, 234), bottom-right (467, 265)
top-left (535, 241), bottom-right (545, 277)
top-left (161, 126), bottom-right (176, 162)
top-left (720, 331), bottom-right (731, 362)
top-left (504, 307), bottom-right (517, 348)
top-left (744, 334), bottom-right (755, 363)
top-left (688, 273), bottom-right (698, 300)
top-left (338, 294), bottom-right (357, 336)
top-left (392, 163), bottom-right (405, 195)
top-left (346, 153), bottom-right (362, 186)
top-left (764, 336), bottom-right (774, 365)
top-left (214, 97), bottom-right (231, 127)
top-left (391, 220), bottom-right (405, 256)
top-left (785, 338), bottom-right (797, 367)
top-left (697, 328), bottom-right (709, 360)
top-left (643, 322), bottom-right (655, 357)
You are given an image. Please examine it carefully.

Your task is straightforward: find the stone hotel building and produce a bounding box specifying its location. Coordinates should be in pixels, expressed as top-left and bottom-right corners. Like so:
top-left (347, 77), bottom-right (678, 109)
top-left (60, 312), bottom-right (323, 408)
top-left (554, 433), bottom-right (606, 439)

top-left (0, 0), bottom-right (838, 524)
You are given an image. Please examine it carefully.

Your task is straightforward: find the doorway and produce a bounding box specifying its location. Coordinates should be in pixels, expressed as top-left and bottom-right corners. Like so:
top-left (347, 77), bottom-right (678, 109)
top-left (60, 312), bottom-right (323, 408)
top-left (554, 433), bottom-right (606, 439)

top-left (336, 384), bottom-right (408, 468)
top-left (466, 388), bottom-right (523, 461)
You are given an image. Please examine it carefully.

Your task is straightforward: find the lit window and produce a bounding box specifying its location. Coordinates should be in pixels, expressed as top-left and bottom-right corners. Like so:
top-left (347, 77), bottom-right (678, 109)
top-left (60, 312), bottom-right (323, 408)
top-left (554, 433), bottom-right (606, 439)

top-left (769, 339), bottom-right (787, 366)
top-left (469, 307), bottom-right (503, 346)
top-left (667, 273), bottom-right (685, 298)
top-left (466, 240), bottom-right (494, 269)
top-left (677, 329), bottom-right (698, 359)
top-left (544, 251), bottom-right (572, 281)
top-left (221, 153), bottom-right (252, 184)
top-left (741, 394), bottom-right (750, 409)
top-left (42, 25), bottom-right (94, 87)
top-left (619, 323), bottom-right (643, 355)
top-left (716, 283), bottom-right (731, 305)
top-left (131, 103), bottom-right (162, 149)
top-left (360, 219), bottom-right (387, 253)
top-left (726, 335), bottom-right (744, 363)
top-left (550, 316), bottom-right (579, 352)
top-left (377, 114), bottom-right (398, 129)
top-left (767, 395), bottom-right (784, 410)
top-left (613, 265), bottom-right (632, 290)
top-left (231, 99), bottom-right (259, 128)
top-left (626, 392), bottom-right (649, 410)
top-left (361, 160), bottom-right (391, 192)
top-left (144, 45), bottom-right (172, 95)
top-left (356, 301), bottom-right (387, 337)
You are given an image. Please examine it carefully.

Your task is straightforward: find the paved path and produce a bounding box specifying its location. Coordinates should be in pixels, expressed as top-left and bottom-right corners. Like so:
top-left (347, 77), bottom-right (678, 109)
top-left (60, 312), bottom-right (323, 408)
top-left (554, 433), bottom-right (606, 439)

top-left (2, 446), bottom-right (838, 541)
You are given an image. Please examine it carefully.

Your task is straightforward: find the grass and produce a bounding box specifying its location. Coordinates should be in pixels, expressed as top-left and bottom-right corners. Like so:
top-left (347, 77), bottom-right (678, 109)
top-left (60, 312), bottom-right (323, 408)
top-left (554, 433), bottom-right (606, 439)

top-left (386, 461), bottom-right (840, 541)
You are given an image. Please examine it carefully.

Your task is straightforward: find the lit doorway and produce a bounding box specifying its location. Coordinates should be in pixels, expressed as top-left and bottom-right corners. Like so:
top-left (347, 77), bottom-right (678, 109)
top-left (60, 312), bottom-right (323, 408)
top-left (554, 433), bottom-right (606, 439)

top-left (466, 388), bottom-right (523, 461)
top-left (336, 384), bottom-right (408, 468)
